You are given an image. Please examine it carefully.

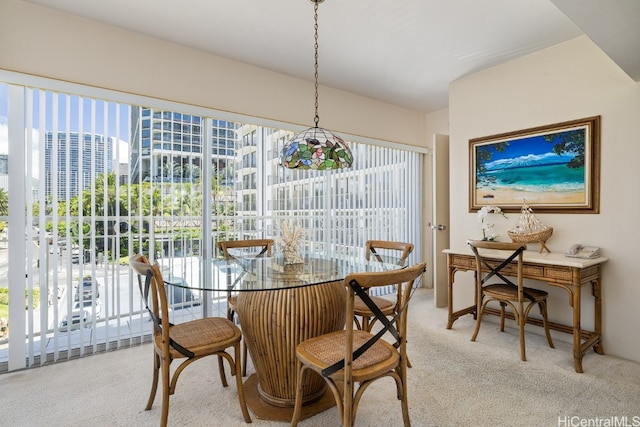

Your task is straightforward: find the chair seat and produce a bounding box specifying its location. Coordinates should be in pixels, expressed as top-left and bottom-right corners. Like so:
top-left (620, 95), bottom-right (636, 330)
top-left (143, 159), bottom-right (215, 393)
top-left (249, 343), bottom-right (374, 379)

top-left (157, 317), bottom-right (242, 358)
top-left (353, 295), bottom-right (395, 316)
top-left (296, 329), bottom-right (399, 381)
top-left (484, 284), bottom-right (548, 302)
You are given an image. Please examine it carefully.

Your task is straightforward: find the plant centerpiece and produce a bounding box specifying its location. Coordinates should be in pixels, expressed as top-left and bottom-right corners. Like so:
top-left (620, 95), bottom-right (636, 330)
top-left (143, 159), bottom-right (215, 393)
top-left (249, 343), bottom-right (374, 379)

top-left (477, 205), bottom-right (508, 241)
top-left (277, 220), bottom-right (305, 264)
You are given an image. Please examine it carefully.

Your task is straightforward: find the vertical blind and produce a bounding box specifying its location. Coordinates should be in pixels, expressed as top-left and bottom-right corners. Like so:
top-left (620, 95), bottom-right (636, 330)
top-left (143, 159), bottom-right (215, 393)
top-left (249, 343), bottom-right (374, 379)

top-left (0, 76), bottom-right (424, 372)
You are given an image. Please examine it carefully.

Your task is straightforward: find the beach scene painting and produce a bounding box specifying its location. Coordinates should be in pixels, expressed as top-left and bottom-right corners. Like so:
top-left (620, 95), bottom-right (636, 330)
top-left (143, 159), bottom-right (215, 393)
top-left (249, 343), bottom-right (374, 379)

top-left (470, 116), bottom-right (600, 213)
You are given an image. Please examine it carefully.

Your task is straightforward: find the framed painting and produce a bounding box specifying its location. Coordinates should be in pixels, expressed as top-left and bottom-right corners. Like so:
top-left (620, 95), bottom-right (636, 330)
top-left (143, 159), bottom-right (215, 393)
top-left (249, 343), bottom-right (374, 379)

top-left (469, 116), bottom-right (600, 213)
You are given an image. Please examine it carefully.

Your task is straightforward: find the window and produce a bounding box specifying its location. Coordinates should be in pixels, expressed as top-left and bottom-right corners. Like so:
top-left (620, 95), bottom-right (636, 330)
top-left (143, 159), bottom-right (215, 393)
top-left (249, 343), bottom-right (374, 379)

top-left (0, 77), bottom-right (423, 372)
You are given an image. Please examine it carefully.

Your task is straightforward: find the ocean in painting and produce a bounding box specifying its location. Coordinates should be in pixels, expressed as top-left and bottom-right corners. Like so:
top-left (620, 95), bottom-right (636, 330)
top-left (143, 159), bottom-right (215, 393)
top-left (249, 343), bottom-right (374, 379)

top-left (480, 163), bottom-right (585, 193)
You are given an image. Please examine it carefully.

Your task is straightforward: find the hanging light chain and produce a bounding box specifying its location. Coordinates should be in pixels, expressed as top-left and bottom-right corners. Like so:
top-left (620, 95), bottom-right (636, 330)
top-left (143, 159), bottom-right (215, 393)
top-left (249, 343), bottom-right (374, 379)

top-left (280, 0), bottom-right (353, 170)
top-left (313, 0), bottom-right (320, 128)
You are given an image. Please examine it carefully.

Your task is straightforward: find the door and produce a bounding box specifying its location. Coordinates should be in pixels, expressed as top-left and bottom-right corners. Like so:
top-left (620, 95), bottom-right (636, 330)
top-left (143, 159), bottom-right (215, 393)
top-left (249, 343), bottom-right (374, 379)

top-left (432, 134), bottom-right (450, 308)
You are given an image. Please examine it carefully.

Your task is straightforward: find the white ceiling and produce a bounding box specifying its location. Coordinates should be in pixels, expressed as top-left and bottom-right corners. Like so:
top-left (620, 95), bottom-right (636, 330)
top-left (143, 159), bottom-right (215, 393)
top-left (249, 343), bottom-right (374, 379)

top-left (23, 0), bottom-right (640, 113)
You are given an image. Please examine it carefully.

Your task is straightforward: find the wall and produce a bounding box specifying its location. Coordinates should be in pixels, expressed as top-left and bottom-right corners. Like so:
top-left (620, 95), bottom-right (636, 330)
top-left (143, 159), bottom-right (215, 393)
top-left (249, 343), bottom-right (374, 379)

top-left (449, 36), bottom-right (640, 362)
top-left (0, 0), bottom-right (426, 148)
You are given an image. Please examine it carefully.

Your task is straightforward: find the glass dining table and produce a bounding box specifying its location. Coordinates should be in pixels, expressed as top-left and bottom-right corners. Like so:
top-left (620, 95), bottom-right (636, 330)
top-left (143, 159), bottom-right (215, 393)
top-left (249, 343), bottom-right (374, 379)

top-left (167, 250), bottom-right (405, 421)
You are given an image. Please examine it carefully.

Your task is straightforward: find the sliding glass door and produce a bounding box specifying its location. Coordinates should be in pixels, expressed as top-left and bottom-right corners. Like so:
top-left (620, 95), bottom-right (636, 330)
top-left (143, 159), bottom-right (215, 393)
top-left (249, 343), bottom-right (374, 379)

top-left (0, 74), bottom-right (424, 371)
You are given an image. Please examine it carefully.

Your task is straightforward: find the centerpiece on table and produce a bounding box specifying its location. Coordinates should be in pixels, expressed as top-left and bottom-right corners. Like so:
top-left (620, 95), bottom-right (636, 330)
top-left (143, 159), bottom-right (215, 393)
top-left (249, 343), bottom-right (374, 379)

top-left (277, 220), bottom-right (305, 264)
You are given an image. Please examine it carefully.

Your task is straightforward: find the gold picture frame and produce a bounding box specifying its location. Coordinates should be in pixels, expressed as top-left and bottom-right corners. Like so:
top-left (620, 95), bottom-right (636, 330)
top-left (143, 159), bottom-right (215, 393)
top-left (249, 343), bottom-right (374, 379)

top-left (469, 116), bottom-right (600, 213)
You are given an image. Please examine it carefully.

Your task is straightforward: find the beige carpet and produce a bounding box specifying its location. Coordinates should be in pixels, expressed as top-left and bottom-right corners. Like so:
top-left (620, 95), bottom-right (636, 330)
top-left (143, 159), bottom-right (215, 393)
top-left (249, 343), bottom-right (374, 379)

top-left (2, 288), bottom-right (639, 426)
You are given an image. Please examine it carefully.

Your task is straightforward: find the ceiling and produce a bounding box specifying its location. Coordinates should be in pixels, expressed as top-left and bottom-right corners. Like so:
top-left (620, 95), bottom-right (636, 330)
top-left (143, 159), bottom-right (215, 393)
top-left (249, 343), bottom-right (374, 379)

top-left (23, 0), bottom-right (640, 113)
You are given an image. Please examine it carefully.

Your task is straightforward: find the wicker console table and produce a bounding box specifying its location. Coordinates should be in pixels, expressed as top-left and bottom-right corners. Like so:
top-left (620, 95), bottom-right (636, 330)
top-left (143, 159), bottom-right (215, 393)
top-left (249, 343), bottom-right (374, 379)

top-left (444, 248), bottom-right (608, 373)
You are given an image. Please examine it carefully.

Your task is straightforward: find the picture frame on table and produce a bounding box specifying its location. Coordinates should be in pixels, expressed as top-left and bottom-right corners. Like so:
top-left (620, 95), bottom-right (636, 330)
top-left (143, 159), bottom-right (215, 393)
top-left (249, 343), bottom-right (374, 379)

top-left (469, 116), bottom-right (600, 214)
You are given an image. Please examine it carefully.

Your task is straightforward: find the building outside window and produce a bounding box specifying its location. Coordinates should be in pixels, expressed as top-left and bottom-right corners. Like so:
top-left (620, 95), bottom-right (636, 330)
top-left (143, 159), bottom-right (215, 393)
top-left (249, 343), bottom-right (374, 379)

top-left (0, 78), bottom-right (423, 372)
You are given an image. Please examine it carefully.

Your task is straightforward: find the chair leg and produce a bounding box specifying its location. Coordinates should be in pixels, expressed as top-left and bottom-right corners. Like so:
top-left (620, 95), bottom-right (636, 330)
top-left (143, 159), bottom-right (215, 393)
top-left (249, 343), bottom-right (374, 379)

top-left (227, 307), bottom-right (249, 376)
top-left (146, 351), bottom-right (160, 410)
top-left (400, 379), bottom-right (410, 427)
top-left (291, 363), bottom-right (307, 427)
top-left (343, 371), bottom-right (355, 427)
top-left (353, 315), bottom-right (363, 330)
top-left (223, 308), bottom-right (236, 377)
top-left (539, 301), bottom-right (555, 348)
top-left (241, 341), bottom-right (248, 376)
top-left (499, 302), bottom-right (507, 332)
top-left (362, 315), bottom-right (371, 332)
top-left (518, 311), bottom-right (526, 362)
top-left (217, 353), bottom-right (229, 387)
top-left (160, 357), bottom-right (171, 427)
top-left (471, 301), bottom-right (486, 341)
top-left (233, 343), bottom-right (252, 423)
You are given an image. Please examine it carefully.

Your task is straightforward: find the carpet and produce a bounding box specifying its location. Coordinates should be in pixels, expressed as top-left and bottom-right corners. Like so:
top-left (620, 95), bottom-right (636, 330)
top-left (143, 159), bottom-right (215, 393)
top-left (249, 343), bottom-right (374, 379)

top-left (1, 288), bottom-right (639, 426)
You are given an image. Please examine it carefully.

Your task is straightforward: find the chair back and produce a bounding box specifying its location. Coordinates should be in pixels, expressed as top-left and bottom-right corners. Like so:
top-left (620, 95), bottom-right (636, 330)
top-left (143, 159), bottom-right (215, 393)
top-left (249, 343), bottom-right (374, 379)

top-left (467, 240), bottom-right (528, 301)
top-left (327, 263), bottom-right (426, 378)
top-left (130, 254), bottom-right (193, 358)
top-left (218, 239), bottom-right (274, 260)
top-left (365, 240), bottom-right (414, 265)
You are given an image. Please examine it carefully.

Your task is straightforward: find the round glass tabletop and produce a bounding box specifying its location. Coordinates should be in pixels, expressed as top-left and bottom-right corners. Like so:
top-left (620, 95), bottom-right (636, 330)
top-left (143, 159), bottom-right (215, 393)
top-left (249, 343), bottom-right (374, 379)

top-left (164, 251), bottom-right (406, 292)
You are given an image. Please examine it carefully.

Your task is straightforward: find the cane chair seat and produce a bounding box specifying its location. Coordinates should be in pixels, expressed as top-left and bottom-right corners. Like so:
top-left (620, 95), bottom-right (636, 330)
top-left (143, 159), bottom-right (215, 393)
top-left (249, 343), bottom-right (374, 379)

top-left (296, 329), bottom-right (399, 378)
top-left (483, 283), bottom-right (549, 301)
top-left (158, 317), bottom-right (241, 359)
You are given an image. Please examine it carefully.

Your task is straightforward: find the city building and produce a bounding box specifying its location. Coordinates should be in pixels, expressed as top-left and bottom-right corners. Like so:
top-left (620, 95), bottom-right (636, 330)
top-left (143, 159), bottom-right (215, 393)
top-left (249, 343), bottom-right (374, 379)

top-left (129, 107), bottom-right (236, 184)
top-left (44, 131), bottom-right (113, 200)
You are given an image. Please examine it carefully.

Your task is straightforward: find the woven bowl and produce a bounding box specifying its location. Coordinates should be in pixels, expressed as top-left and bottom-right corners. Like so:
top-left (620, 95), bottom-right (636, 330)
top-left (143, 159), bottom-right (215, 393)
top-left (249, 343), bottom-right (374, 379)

top-left (508, 226), bottom-right (553, 244)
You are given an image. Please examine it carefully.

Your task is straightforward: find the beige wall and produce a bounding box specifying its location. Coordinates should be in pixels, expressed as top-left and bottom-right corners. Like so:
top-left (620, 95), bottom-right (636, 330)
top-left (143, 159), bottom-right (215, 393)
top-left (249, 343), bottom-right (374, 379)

top-left (0, 0), bottom-right (426, 148)
top-left (449, 36), bottom-right (640, 362)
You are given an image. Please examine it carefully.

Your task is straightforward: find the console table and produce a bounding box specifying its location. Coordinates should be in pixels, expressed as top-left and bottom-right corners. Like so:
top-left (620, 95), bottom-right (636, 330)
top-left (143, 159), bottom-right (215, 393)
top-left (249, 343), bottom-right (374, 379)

top-left (444, 248), bottom-right (608, 373)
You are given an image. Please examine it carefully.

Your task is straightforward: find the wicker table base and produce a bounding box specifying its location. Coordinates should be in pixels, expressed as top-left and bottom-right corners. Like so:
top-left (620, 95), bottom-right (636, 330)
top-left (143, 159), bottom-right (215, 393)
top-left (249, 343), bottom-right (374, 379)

top-left (237, 280), bottom-right (346, 417)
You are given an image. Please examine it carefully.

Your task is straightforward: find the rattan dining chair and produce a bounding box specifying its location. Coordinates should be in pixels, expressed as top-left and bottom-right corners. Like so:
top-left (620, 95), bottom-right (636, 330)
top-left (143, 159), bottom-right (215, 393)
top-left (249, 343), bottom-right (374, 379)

top-left (353, 240), bottom-right (414, 332)
top-left (217, 238), bottom-right (274, 376)
top-left (291, 262), bottom-right (426, 427)
top-left (129, 254), bottom-right (251, 426)
top-left (467, 240), bottom-right (555, 361)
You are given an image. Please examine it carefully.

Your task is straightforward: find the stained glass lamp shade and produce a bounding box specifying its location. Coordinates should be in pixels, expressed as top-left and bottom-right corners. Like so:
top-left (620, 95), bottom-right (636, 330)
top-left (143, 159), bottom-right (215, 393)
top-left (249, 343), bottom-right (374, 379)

top-left (279, 0), bottom-right (353, 170)
top-left (281, 126), bottom-right (353, 170)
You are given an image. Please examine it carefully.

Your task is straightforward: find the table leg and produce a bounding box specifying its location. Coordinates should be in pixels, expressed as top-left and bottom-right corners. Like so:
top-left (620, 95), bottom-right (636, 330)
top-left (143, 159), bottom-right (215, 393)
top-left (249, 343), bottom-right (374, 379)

top-left (592, 278), bottom-right (604, 355)
top-left (572, 282), bottom-right (583, 373)
top-left (447, 265), bottom-right (455, 329)
top-left (447, 266), bottom-right (477, 329)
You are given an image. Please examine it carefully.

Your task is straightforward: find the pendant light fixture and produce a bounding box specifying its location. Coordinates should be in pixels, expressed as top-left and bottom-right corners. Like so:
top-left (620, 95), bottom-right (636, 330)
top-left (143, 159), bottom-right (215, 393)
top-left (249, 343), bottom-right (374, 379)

top-left (280, 0), bottom-right (353, 170)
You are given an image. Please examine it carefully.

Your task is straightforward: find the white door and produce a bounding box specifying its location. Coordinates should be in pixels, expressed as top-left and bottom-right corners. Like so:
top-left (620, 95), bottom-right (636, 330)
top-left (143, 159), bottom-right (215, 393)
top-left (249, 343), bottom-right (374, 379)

top-left (432, 134), bottom-right (450, 308)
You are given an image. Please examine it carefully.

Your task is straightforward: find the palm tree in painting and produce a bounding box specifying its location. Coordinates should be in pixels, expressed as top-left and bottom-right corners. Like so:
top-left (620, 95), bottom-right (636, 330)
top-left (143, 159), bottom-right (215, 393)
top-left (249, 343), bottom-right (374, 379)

top-left (544, 129), bottom-right (585, 169)
top-left (475, 141), bottom-right (509, 187)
